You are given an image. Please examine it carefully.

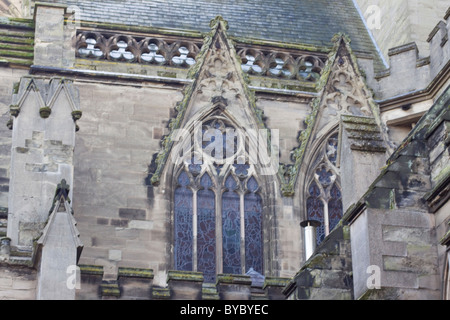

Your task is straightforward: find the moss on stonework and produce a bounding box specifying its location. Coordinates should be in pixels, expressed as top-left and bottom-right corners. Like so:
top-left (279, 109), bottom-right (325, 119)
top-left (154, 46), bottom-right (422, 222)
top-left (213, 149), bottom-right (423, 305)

top-left (39, 106), bottom-right (51, 118)
top-left (0, 57), bottom-right (33, 68)
top-left (150, 15), bottom-right (268, 186)
top-left (279, 33), bottom-right (386, 197)
top-left (79, 264), bottom-right (104, 275)
top-left (0, 36), bottom-right (34, 45)
top-left (157, 71), bottom-right (177, 78)
top-left (262, 277), bottom-right (290, 289)
top-left (152, 287), bottom-right (171, 299)
top-left (9, 105), bottom-right (19, 117)
top-left (118, 267), bottom-right (154, 279)
top-left (71, 110), bottom-right (82, 121)
top-left (167, 270), bottom-right (203, 282)
top-left (216, 273), bottom-right (252, 285)
top-left (0, 49), bottom-right (33, 59)
top-left (100, 283), bottom-right (121, 297)
top-left (12, 82), bottom-right (20, 94)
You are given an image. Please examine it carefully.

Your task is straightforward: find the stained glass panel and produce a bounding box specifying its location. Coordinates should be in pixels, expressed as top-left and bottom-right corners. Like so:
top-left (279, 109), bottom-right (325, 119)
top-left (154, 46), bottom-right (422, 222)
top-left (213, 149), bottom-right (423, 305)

top-left (197, 174), bottom-right (216, 283)
top-left (222, 175), bottom-right (241, 274)
top-left (174, 171), bottom-right (193, 271)
top-left (233, 163), bottom-right (249, 177)
top-left (306, 181), bottom-right (325, 245)
top-left (316, 167), bottom-right (333, 186)
top-left (247, 176), bottom-right (259, 193)
top-left (201, 119), bottom-right (237, 160)
top-left (244, 177), bottom-right (263, 274)
top-left (328, 183), bottom-right (343, 233)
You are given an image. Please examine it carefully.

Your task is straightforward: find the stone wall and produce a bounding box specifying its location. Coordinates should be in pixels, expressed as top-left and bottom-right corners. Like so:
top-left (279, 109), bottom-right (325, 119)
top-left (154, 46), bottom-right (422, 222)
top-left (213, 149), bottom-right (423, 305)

top-left (344, 84), bottom-right (450, 300)
top-left (355, 0), bottom-right (449, 60)
top-left (72, 80), bottom-right (182, 286)
top-left (284, 225), bottom-right (353, 300)
top-left (0, 67), bottom-right (28, 217)
top-left (0, 1), bottom-right (448, 301)
top-left (0, 264), bottom-right (37, 299)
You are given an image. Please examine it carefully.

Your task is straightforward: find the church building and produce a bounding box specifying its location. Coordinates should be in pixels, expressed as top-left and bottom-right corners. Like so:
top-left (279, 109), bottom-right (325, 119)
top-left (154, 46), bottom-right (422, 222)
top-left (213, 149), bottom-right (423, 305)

top-left (0, 0), bottom-right (449, 300)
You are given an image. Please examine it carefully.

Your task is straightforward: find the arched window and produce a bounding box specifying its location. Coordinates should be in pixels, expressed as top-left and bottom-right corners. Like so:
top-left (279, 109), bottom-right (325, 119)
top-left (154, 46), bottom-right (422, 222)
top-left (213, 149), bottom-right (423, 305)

top-left (305, 133), bottom-right (343, 245)
top-left (173, 116), bottom-right (264, 282)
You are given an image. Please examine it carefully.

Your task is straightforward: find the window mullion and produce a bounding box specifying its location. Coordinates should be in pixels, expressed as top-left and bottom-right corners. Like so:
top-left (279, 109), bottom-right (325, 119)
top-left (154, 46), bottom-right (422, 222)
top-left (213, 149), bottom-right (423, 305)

top-left (192, 189), bottom-right (198, 271)
top-left (216, 188), bottom-right (223, 275)
top-left (240, 191), bottom-right (245, 274)
top-left (323, 198), bottom-right (330, 236)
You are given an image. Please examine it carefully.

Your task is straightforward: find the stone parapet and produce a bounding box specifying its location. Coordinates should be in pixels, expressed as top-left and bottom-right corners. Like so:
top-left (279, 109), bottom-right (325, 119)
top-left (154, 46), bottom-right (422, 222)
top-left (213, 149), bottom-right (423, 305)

top-left (72, 266), bottom-right (291, 300)
top-left (362, 8), bottom-right (450, 102)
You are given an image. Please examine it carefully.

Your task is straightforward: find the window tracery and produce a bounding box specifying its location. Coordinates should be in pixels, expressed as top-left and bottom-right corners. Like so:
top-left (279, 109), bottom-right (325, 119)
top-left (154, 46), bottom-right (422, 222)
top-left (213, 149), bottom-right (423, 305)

top-left (173, 116), bottom-right (263, 282)
top-left (305, 133), bottom-right (343, 245)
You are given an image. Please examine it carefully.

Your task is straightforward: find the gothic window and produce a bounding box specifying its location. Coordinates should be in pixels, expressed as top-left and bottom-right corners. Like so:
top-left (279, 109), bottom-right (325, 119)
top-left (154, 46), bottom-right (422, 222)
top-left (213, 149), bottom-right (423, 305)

top-left (173, 116), bottom-right (264, 282)
top-left (305, 133), bottom-right (343, 245)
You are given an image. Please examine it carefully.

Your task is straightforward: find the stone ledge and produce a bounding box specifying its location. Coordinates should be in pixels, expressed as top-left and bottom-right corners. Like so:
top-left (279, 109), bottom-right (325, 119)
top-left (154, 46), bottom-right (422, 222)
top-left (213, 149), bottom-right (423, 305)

top-left (167, 270), bottom-right (204, 283)
top-left (388, 42), bottom-right (418, 57)
top-left (216, 273), bottom-right (252, 285)
top-left (202, 283), bottom-right (219, 300)
top-left (152, 287), bottom-right (171, 299)
top-left (118, 267), bottom-right (154, 279)
top-left (100, 280), bottom-right (120, 297)
top-left (263, 277), bottom-right (290, 290)
top-left (79, 264), bottom-right (104, 276)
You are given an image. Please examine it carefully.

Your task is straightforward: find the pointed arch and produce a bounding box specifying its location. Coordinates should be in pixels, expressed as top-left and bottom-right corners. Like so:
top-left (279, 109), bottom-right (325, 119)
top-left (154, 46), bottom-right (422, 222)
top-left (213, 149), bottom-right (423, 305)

top-left (157, 17), bottom-right (278, 281)
top-left (303, 128), bottom-right (343, 245)
top-left (169, 112), bottom-right (274, 280)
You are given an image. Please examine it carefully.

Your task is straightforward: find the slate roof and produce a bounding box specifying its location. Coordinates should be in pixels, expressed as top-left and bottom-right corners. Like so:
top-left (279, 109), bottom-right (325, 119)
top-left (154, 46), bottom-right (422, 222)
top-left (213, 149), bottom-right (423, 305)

top-left (49, 0), bottom-right (385, 70)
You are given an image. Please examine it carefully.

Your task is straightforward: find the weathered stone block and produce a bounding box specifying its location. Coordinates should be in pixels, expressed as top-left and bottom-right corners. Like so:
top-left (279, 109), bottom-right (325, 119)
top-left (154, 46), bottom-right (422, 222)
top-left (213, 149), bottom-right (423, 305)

top-left (216, 274), bottom-right (252, 300)
top-left (167, 270), bottom-right (203, 300)
top-left (118, 267), bottom-right (154, 300)
top-left (118, 208), bottom-right (146, 220)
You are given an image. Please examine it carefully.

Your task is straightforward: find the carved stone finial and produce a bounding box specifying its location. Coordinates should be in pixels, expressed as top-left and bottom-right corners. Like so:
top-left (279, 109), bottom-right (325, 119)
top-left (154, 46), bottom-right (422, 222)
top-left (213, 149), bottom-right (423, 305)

top-left (209, 15), bottom-right (229, 30)
top-left (49, 179), bottom-right (70, 213)
top-left (211, 96), bottom-right (228, 109)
